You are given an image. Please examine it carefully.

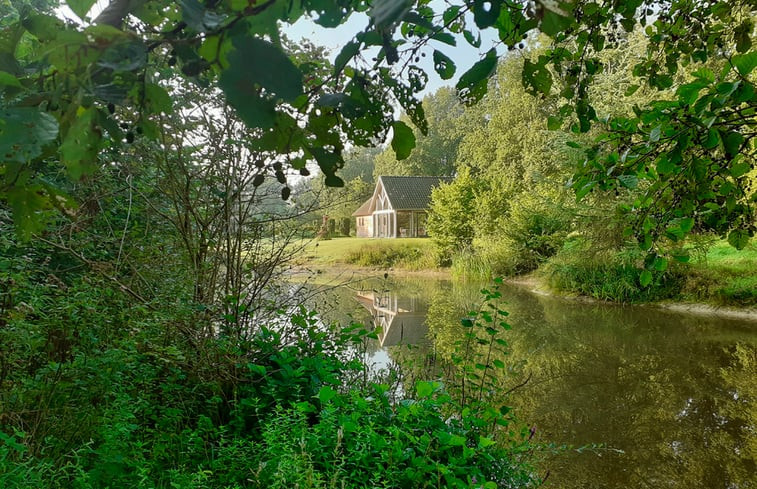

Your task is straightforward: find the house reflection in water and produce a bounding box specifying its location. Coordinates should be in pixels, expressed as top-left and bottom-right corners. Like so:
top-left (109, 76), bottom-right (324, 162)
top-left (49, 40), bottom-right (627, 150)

top-left (355, 290), bottom-right (429, 348)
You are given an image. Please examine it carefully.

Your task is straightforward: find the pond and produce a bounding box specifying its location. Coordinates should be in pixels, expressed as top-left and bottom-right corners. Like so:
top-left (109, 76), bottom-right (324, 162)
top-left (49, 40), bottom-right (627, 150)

top-left (304, 273), bottom-right (756, 489)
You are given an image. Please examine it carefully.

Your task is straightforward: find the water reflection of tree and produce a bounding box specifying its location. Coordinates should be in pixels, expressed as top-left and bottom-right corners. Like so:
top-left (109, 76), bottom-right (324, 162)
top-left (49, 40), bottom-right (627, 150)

top-left (507, 295), bottom-right (757, 489)
top-left (309, 276), bottom-right (756, 489)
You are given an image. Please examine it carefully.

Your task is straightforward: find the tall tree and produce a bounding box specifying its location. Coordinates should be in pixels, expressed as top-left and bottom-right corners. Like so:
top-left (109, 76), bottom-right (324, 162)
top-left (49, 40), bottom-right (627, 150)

top-left (374, 87), bottom-right (468, 178)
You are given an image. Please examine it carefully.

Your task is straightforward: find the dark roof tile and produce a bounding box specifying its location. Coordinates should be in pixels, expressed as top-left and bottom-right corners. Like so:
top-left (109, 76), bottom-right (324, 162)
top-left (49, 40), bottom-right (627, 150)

top-left (380, 176), bottom-right (452, 210)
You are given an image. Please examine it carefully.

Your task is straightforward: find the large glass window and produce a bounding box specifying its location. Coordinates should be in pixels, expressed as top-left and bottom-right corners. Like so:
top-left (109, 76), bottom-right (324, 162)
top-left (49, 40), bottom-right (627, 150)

top-left (397, 212), bottom-right (411, 237)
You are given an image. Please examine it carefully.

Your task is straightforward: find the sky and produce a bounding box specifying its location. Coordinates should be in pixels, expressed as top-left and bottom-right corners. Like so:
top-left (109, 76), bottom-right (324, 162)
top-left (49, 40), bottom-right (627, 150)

top-left (284, 7), bottom-right (501, 96)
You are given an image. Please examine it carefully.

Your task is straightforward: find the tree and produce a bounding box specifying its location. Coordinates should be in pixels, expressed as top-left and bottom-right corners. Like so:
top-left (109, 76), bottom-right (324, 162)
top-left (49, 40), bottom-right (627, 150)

top-left (1, 0), bottom-right (756, 255)
top-left (374, 87), bottom-right (468, 178)
top-left (426, 167), bottom-right (479, 263)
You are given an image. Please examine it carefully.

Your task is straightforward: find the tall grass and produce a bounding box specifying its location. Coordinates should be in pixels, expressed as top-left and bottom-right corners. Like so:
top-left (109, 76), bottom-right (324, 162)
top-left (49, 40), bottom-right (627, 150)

top-left (682, 239), bottom-right (757, 306)
top-left (541, 244), bottom-right (687, 303)
top-left (345, 241), bottom-right (439, 270)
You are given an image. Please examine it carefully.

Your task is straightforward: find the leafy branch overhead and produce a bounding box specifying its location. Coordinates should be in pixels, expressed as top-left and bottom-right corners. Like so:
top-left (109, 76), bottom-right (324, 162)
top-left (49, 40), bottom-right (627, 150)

top-left (0, 0), bottom-right (755, 253)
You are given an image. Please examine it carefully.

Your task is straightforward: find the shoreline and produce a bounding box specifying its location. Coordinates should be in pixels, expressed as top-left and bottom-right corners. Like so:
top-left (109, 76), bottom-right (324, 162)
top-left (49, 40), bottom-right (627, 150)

top-left (290, 264), bottom-right (757, 322)
top-left (504, 273), bottom-right (757, 322)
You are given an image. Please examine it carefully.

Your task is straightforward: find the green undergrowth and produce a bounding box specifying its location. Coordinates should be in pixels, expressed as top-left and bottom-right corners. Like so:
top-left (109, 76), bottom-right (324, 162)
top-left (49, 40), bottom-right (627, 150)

top-left (447, 236), bottom-right (756, 306)
top-left (540, 246), bottom-right (687, 303)
top-left (681, 240), bottom-right (757, 306)
top-left (1, 270), bottom-right (535, 488)
top-left (540, 238), bottom-right (757, 306)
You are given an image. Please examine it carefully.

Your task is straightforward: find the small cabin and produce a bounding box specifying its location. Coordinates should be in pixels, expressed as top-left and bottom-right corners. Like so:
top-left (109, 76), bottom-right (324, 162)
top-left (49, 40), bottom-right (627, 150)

top-left (355, 290), bottom-right (429, 347)
top-left (352, 176), bottom-right (452, 238)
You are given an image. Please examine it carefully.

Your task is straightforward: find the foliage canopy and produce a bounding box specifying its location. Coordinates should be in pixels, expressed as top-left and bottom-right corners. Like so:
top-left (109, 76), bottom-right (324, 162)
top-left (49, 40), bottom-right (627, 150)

top-left (1, 0), bottom-right (756, 250)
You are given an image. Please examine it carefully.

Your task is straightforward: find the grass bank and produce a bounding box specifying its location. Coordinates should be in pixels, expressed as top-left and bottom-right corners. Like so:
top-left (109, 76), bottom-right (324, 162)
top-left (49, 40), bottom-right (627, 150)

top-left (296, 237), bottom-right (440, 271)
top-left (294, 237), bottom-right (756, 308)
top-left (681, 240), bottom-right (757, 306)
top-left (539, 239), bottom-right (757, 307)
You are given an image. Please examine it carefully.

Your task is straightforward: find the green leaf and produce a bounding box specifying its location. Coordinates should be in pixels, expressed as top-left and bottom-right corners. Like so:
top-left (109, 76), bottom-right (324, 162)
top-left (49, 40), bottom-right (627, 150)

top-left (391, 120), bottom-right (415, 160)
top-left (649, 125), bottom-right (661, 143)
top-left (522, 58), bottom-right (553, 96)
top-left (432, 50), bottom-right (456, 80)
top-left (574, 181), bottom-right (595, 200)
top-left (221, 35), bottom-right (302, 103)
top-left (180, 0), bottom-right (225, 32)
top-left (370, 0), bottom-right (412, 29)
top-left (732, 51), bottom-right (757, 77)
top-left (60, 107), bottom-right (100, 180)
top-left (735, 20), bottom-right (753, 53)
top-left (478, 436), bottom-right (496, 448)
top-left (0, 71), bottom-right (22, 88)
top-left (22, 14), bottom-right (65, 42)
top-left (317, 386), bottom-right (337, 404)
top-left (617, 174), bottom-right (638, 189)
top-left (547, 116), bottom-right (562, 130)
top-left (624, 84), bottom-right (640, 96)
top-left (731, 160), bottom-right (751, 178)
top-left (431, 32), bottom-right (456, 46)
top-left (639, 270), bottom-right (653, 287)
top-left (456, 49), bottom-right (497, 104)
top-left (67, 0), bottom-right (97, 19)
top-left (415, 381), bottom-right (434, 398)
top-left (145, 83), bottom-right (173, 114)
top-left (723, 131), bottom-right (744, 158)
top-left (704, 128), bottom-right (720, 149)
top-left (7, 181), bottom-right (51, 240)
top-left (679, 217), bottom-right (695, 234)
top-left (0, 108), bottom-right (58, 163)
top-left (220, 36), bottom-right (302, 128)
top-left (653, 256), bottom-right (668, 272)
top-left (677, 82), bottom-right (707, 105)
top-left (673, 253), bottom-right (690, 263)
top-left (656, 156), bottom-right (675, 175)
top-left (472, 0), bottom-right (500, 28)
top-left (540, 9), bottom-right (573, 37)
top-left (727, 229), bottom-right (751, 250)
top-left (98, 40), bottom-right (148, 72)
top-left (463, 29), bottom-right (481, 48)
top-left (334, 41), bottom-right (360, 75)
top-left (692, 67), bottom-right (715, 82)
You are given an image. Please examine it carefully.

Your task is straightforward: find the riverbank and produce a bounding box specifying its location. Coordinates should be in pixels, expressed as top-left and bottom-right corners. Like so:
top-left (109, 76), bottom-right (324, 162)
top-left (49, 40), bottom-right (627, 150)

top-left (295, 237), bottom-right (757, 314)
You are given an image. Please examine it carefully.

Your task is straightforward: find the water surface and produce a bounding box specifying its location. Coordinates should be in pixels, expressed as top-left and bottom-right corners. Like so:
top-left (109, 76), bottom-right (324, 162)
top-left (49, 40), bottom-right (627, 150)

top-left (308, 274), bottom-right (756, 488)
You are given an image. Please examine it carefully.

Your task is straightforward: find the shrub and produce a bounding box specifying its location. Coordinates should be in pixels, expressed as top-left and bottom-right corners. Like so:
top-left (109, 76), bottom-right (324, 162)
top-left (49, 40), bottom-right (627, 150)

top-left (485, 186), bottom-right (573, 275)
top-left (541, 240), bottom-right (686, 302)
top-left (427, 168), bottom-right (480, 265)
top-left (1, 279), bottom-right (536, 488)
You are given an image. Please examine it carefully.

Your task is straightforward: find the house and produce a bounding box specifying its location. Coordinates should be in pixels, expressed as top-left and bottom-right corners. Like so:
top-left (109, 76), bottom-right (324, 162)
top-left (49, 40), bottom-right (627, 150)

top-left (352, 176), bottom-right (452, 238)
top-left (355, 290), bottom-right (429, 347)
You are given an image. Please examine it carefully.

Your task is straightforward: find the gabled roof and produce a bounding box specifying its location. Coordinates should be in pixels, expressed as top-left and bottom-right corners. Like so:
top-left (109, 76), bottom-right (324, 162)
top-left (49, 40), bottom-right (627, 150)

top-left (352, 198), bottom-right (374, 217)
top-left (379, 176), bottom-right (453, 210)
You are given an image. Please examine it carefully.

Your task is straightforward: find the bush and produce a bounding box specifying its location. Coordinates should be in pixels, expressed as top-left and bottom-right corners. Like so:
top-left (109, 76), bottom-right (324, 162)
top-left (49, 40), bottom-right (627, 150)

top-left (541, 240), bottom-right (686, 302)
top-left (447, 185), bottom-right (574, 279)
top-left (485, 186), bottom-right (573, 275)
top-left (1, 274), bottom-right (536, 488)
top-left (427, 168), bottom-right (480, 265)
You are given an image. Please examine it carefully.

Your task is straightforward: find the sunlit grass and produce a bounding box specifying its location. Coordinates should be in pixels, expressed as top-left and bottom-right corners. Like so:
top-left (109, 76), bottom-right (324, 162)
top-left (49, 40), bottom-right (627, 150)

top-left (683, 239), bottom-right (757, 306)
top-left (295, 237), bottom-right (438, 270)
